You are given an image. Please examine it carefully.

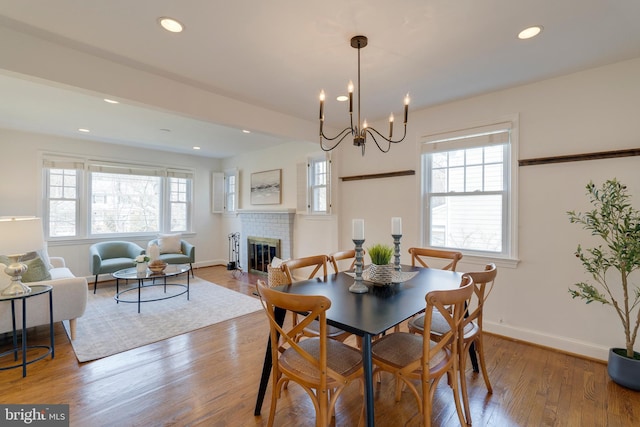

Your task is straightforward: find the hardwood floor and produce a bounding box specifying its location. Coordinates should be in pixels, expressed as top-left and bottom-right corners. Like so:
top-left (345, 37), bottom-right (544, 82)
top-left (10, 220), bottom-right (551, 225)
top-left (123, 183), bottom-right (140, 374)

top-left (1, 265), bottom-right (638, 426)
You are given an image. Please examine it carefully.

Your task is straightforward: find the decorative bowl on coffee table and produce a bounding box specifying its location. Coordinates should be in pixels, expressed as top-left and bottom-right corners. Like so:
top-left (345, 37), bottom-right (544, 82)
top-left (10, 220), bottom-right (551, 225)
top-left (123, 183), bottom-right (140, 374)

top-left (148, 260), bottom-right (167, 273)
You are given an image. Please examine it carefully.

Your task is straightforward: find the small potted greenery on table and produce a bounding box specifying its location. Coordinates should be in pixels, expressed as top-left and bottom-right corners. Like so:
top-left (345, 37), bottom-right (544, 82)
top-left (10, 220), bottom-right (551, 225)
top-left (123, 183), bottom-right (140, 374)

top-left (367, 243), bottom-right (394, 285)
top-left (568, 178), bottom-right (640, 390)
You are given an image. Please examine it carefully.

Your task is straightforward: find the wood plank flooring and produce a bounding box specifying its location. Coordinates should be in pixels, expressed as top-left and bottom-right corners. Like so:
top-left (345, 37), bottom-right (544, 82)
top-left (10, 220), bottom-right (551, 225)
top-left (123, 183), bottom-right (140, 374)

top-left (1, 266), bottom-right (638, 426)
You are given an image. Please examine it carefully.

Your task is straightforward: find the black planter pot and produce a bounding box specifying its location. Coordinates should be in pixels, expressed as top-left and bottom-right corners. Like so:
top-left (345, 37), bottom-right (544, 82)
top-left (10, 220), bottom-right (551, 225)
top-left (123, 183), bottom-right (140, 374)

top-left (608, 348), bottom-right (640, 391)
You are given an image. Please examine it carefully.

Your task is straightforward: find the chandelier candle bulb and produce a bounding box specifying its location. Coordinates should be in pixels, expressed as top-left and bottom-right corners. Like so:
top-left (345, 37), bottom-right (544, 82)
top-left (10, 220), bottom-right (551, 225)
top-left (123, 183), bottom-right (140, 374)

top-left (404, 94), bottom-right (410, 123)
top-left (348, 81), bottom-right (354, 113)
top-left (389, 113), bottom-right (394, 138)
top-left (391, 217), bottom-right (402, 235)
top-left (319, 90), bottom-right (325, 120)
top-left (352, 219), bottom-right (365, 240)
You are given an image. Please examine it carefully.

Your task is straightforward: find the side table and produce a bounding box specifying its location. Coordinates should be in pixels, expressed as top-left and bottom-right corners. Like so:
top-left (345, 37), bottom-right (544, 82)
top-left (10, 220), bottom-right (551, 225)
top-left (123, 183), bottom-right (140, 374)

top-left (0, 285), bottom-right (54, 377)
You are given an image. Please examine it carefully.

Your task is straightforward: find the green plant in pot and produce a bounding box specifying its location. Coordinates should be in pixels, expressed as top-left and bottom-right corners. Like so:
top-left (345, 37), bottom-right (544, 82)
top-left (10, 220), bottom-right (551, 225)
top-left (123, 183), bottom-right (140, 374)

top-left (567, 179), bottom-right (640, 390)
top-left (368, 243), bottom-right (394, 284)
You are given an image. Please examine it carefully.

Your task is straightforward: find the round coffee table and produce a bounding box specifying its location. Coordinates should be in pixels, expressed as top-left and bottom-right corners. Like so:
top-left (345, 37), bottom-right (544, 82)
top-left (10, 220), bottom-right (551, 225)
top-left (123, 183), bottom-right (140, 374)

top-left (112, 264), bottom-right (191, 313)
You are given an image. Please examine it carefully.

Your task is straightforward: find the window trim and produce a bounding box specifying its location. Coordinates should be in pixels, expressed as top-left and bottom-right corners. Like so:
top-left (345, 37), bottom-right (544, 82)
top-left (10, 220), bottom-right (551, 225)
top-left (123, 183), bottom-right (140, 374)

top-left (419, 117), bottom-right (519, 263)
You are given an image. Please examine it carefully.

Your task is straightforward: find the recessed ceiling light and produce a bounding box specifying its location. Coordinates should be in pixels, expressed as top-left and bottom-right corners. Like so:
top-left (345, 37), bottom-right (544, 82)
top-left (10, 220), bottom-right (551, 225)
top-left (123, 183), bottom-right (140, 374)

top-left (242, 129), bottom-right (251, 134)
top-left (193, 146), bottom-right (201, 150)
top-left (78, 128), bottom-right (90, 133)
top-left (518, 26), bottom-right (543, 40)
top-left (104, 98), bottom-right (119, 104)
top-left (158, 17), bottom-right (184, 33)
top-left (336, 95), bottom-right (348, 102)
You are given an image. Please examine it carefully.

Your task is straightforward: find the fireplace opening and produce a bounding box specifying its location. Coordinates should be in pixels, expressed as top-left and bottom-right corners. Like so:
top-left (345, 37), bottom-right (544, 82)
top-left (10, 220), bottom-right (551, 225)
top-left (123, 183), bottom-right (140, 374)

top-left (247, 237), bottom-right (281, 274)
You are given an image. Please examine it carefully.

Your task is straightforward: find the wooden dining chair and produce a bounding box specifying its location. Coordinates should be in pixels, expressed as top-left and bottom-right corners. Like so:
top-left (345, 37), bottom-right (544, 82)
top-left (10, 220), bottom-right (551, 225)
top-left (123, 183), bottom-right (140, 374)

top-left (408, 247), bottom-right (463, 271)
top-left (328, 249), bottom-right (365, 273)
top-left (371, 275), bottom-right (474, 427)
top-left (282, 255), bottom-right (352, 342)
top-left (256, 279), bottom-right (364, 427)
top-left (395, 247), bottom-right (464, 333)
top-left (408, 263), bottom-right (497, 424)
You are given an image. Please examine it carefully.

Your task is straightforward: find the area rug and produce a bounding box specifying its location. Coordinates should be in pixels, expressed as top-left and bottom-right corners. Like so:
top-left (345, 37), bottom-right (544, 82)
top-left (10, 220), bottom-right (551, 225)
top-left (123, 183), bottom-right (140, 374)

top-left (62, 277), bottom-right (263, 362)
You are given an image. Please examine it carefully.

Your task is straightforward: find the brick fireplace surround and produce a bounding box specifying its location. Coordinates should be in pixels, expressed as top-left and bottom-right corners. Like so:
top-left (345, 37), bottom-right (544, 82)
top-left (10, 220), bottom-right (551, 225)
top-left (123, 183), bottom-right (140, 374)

top-left (237, 209), bottom-right (295, 272)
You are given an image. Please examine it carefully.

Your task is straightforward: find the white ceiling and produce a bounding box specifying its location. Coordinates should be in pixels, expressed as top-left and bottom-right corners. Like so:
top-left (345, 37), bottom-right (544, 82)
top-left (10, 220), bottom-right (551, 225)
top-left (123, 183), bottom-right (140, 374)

top-left (1, 0), bottom-right (639, 158)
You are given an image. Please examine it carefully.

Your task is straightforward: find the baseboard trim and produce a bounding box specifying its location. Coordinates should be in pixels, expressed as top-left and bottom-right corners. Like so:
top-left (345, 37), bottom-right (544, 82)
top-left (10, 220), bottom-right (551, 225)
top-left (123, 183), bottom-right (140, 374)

top-left (485, 321), bottom-right (609, 362)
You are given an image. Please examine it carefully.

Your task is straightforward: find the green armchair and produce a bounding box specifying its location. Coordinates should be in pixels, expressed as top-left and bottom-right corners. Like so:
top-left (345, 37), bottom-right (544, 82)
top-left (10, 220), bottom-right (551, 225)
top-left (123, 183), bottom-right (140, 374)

top-left (89, 241), bottom-right (145, 293)
top-left (147, 238), bottom-right (195, 277)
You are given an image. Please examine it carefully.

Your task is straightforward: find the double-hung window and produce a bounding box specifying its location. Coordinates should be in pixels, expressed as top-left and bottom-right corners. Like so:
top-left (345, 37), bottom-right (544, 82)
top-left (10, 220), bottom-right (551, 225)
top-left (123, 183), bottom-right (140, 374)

top-left (43, 158), bottom-right (84, 238)
top-left (168, 170), bottom-right (192, 231)
top-left (421, 120), bottom-right (517, 259)
top-left (224, 169), bottom-right (239, 213)
top-left (42, 156), bottom-right (193, 239)
top-left (298, 154), bottom-right (331, 214)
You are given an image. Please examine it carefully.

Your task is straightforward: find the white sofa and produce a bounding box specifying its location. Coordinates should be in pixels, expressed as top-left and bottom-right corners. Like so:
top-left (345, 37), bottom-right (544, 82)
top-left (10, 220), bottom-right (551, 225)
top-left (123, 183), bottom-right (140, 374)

top-left (0, 257), bottom-right (88, 339)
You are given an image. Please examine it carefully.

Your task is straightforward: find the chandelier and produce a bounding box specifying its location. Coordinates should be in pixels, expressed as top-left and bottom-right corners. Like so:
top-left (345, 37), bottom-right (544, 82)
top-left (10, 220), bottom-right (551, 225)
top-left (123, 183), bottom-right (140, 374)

top-left (319, 35), bottom-right (410, 156)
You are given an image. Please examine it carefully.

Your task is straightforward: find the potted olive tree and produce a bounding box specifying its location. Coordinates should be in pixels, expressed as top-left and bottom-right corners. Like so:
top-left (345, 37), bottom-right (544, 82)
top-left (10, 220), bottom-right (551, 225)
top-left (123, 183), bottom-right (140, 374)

top-left (567, 179), bottom-right (640, 390)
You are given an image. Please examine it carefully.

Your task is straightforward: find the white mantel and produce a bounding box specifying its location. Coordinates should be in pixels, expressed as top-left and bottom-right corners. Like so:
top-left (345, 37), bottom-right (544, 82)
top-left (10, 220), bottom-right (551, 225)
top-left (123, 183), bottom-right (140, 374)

top-left (237, 208), bottom-right (296, 214)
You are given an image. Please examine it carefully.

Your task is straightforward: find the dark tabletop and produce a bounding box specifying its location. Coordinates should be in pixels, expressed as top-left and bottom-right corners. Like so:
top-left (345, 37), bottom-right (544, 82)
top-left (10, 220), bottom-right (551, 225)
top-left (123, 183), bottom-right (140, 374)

top-left (275, 265), bottom-right (463, 336)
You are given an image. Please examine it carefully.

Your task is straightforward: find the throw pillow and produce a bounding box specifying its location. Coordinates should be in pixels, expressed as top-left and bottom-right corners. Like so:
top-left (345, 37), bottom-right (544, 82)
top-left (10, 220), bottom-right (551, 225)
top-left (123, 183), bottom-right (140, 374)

top-left (158, 233), bottom-right (182, 254)
top-left (21, 243), bottom-right (53, 270)
top-left (21, 257), bottom-right (52, 283)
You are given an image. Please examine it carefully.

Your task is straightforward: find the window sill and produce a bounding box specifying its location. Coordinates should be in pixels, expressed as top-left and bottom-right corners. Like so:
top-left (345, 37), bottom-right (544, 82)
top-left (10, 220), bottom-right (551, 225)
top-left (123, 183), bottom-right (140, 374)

top-left (459, 253), bottom-right (520, 269)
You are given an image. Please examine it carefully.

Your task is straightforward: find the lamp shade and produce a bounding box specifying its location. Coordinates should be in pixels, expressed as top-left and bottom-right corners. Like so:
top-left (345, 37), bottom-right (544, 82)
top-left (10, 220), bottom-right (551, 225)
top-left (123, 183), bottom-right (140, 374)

top-left (0, 217), bottom-right (45, 256)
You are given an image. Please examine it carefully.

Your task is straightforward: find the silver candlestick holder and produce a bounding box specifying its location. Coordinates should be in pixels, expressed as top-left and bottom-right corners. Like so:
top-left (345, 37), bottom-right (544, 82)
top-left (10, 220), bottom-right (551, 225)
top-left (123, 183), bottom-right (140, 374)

top-left (349, 239), bottom-right (368, 293)
top-left (392, 234), bottom-right (402, 271)
top-left (392, 234), bottom-right (402, 283)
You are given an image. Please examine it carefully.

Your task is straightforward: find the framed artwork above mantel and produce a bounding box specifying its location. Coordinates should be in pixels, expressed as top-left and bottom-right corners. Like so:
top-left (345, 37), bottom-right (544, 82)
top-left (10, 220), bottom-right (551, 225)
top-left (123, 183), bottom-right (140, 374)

top-left (250, 169), bottom-right (281, 205)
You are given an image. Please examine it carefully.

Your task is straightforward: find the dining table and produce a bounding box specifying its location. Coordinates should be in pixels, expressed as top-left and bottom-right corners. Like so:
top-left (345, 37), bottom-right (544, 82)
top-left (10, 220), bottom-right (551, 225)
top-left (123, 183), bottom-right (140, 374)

top-left (254, 264), bottom-right (464, 427)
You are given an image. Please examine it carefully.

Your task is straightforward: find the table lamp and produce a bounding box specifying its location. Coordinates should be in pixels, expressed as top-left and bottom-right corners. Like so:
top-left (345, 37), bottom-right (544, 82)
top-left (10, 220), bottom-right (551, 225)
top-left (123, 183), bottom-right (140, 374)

top-left (0, 217), bottom-right (45, 296)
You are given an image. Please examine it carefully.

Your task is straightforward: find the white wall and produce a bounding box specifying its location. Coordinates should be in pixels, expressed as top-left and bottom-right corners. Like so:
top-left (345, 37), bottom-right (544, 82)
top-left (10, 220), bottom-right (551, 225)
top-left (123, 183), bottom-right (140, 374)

top-left (221, 141), bottom-right (339, 263)
top-left (335, 57), bottom-right (640, 360)
top-left (0, 129), bottom-right (226, 276)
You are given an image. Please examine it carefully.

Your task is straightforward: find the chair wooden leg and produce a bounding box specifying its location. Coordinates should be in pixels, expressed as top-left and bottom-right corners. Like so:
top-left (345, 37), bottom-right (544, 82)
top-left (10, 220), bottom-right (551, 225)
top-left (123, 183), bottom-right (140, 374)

top-left (93, 275), bottom-right (99, 294)
top-left (459, 344), bottom-right (472, 425)
top-left (318, 389), bottom-right (328, 427)
top-left (451, 359), bottom-right (469, 427)
top-left (475, 335), bottom-right (493, 393)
